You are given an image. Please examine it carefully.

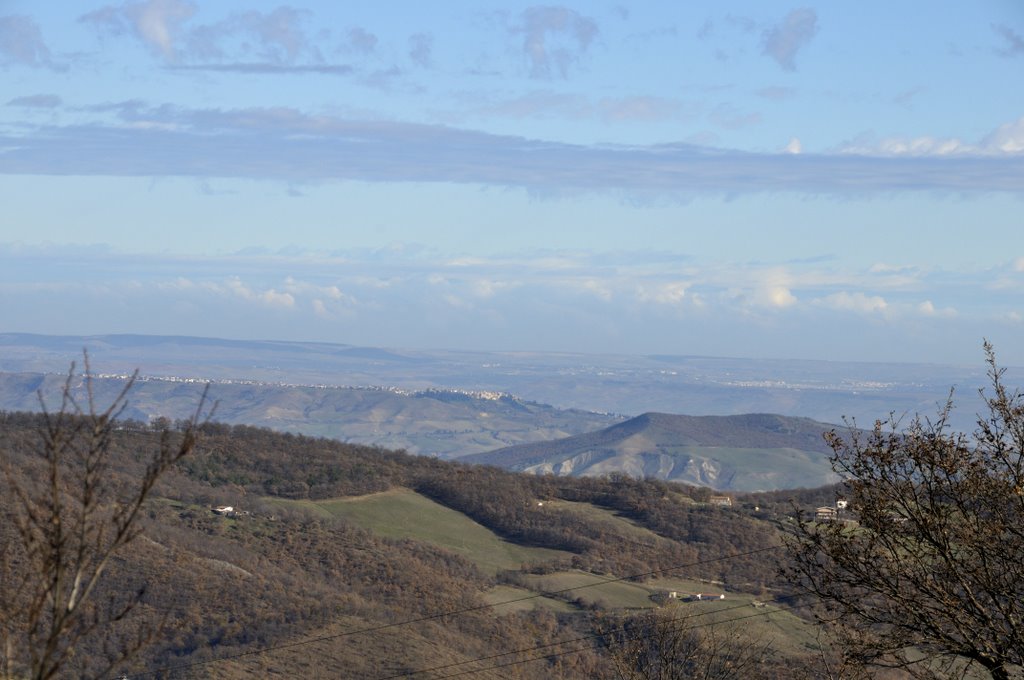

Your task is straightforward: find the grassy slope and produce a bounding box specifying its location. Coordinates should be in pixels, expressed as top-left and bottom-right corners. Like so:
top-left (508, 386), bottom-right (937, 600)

top-left (481, 585), bottom-right (578, 614)
top-left (266, 488), bottom-right (818, 662)
top-left (521, 570), bottom-right (657, 608)
top-left (266, 489), bottom-right (573, 575)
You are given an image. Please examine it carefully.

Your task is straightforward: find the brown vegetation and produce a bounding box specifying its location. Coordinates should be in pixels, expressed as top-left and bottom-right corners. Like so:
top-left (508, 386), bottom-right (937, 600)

top-left (787, 345), bottom-right (1024, 680)
top-left (0, 366), bottom-right (879, 678)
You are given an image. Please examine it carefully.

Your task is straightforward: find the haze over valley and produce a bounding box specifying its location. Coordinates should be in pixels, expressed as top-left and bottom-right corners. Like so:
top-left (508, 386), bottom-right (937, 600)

top-left (2, 1), bottom-right (1023, 677)
top-left (0, 332), bottom-right (1004, 492)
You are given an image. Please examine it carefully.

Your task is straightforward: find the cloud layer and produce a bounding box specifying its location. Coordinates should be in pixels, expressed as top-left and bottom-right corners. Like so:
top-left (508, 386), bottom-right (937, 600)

top-left (2, 104), bottom-right (1022, 194)
top-left (2, 244), bottom-right (1020, 363)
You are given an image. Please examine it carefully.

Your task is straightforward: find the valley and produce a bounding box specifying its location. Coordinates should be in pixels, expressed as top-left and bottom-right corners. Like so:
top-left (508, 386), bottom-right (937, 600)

top-left (0, 333), bottom-right (991, 432)
top-left (0, 333), bottom-right (998, 491)
top-left (0, 411), bottom-right (828, 678)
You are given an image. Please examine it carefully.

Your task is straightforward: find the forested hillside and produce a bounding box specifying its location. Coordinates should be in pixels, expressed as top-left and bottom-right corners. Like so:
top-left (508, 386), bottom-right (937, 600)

top-left (0, 412), bottom-right (835, 678)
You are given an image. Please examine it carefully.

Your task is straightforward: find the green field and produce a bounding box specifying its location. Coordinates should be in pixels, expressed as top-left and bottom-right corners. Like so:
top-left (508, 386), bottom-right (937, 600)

top-left (519, 570), bottom-right (733, 610)
top-left (266, 489), bottom-right (572, 575)
top-left (520, 570), bottom-right (658, 609)
top-left (265, 491), bottom-right (820, 657)
top-left (481, 585), bottom-right (579, 614)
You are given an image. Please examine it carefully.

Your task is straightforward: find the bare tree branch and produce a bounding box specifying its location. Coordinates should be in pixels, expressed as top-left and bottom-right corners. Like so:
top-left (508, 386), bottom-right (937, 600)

top-left (785, 343), bottom-right (1024, 680)
top-left (0, 353), bottom-right (213, 679)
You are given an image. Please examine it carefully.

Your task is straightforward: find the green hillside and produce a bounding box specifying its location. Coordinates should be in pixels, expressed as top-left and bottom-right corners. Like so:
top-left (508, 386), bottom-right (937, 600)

top-left (1, 411), bottom-right (833, 679)
top-left (267, 488), bottom-right (572, 574)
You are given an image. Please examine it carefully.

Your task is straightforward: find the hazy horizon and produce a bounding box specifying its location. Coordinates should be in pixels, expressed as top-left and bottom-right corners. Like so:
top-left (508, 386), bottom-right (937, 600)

top-left (2, 2), bottom-right (1023, 365)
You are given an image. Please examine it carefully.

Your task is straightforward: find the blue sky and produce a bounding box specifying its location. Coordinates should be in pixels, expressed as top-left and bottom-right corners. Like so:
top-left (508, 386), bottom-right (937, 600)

top-left (1, 1), bottom-right (1023, 364)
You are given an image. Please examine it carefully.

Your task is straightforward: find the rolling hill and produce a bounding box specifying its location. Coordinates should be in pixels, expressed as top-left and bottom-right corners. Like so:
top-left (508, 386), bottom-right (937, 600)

top-left (0, 332), bottom-right (990, 433)
top-left (0, 371), bottom-right (621, 457)
top-left (461, 412), bottom-right (840, 491)
top-left (0, 410), bottom-right (827, 678)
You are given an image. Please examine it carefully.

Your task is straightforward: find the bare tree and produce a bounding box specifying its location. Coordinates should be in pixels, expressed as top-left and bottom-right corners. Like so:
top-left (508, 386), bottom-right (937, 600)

top-left (786, 343), bottom-right (1024, 680)
top-left (0, 356), bottom-right (210, 680)
top-left (598, 606), bottom-right (773, 680)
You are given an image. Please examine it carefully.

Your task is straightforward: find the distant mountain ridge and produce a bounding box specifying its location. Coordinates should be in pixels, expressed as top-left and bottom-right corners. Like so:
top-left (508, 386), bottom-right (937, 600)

top-left (461, 412), bottom-right (839, 492)
top-left (0, 371), bottom-right (621, 458)
top-left (0, 332), bottom-right (991, 433)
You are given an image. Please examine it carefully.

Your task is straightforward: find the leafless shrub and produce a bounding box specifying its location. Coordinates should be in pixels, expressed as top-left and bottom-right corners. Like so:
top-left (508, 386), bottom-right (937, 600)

top-left (0, 355), bottom-right (211, 679)
top-left (786, 343), bottom-right (1024, 680)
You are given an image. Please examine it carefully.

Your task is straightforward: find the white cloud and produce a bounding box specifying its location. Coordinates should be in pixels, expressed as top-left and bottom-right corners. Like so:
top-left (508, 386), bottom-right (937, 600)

top-left (636, 282), bottom-right (689, 305)
top-left (281, 276), bottom-right (347, 301)
top-left (869, 263), bottom-right (914, 274)
top-left (864, 263), bottom-right (922, 290)
top-left (784, 137), bottom-right (802, 154)
top-left (82, 0), bottom-right (197, 60)
top-left (471, 279), bottom-right (520, 298)
top-left (5, 245), bottom-right (1024, 364)
top-left (764, 286), bottom-right (797, 307)
top-left (877, 137), bottom-right (967, 156)
top-left (818, 291), bottom-right (888, 314)
top-left (446, 257), bottom-right (486, 267)
top-left (746, 269), bottom-right (797, 308)
top-left (577, 279), bottom-right (612, 301)
top-left (225, 276), bottom-right (294, 307)
top-left (303, 280), bottom-right (356, 319)
top-left (918, 300), bottom-right (957, 318)
top-left (442, 293), bottom-right (472, 309)
top-left (157, 276), bottom-right (196, 291)
top-left (983, 117), bottom-right (1024, 154)
top-left (82, 2), bottom-right (335, 72)
top-left (1014, 257), bottom-right (1024, 272)
top-left (260, 289), bottom-right (295, 307)
top-left (843, 116), bottom-right (1024, 157)
top-left (134, 0), bottom-right (193, 58)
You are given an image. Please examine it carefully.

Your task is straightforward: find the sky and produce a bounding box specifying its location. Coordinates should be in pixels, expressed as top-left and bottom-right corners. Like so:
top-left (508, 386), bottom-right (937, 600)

top-left (1, 1), bottom-right (1023, 365)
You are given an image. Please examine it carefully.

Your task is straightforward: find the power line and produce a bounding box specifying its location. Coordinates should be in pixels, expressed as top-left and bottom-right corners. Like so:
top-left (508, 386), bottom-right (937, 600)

top-left (448, 599), bottom-right (812, 679)
top-left (376, 593), bottom-right (806, 680)
top-left (126, 544), bottom-right (784, 678)
top-left (390, 596), bottom-right (811, 680)
top-left (435, 641), bottom-right (602, 680)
